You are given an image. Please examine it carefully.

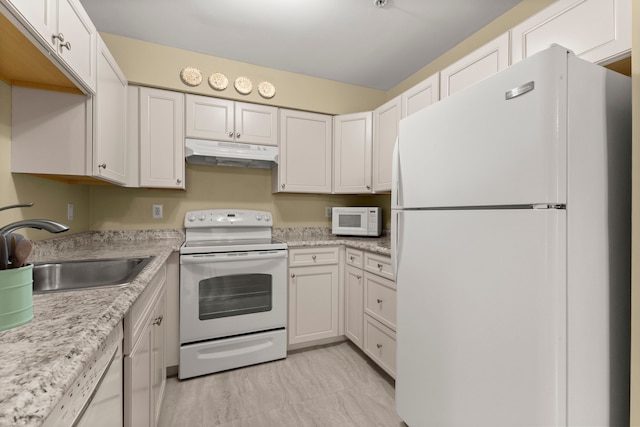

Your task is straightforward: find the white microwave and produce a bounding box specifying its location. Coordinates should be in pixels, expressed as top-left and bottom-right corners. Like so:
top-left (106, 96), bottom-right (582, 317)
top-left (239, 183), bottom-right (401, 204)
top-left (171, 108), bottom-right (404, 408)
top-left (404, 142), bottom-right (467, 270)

top-left (332, 207), bottom-right (382, 237)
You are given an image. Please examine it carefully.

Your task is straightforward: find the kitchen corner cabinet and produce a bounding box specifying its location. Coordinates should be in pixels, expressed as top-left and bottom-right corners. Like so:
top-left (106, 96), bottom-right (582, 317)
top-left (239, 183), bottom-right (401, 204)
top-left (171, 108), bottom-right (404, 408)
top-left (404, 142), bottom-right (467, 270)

top-left (273, 109), bottom-right (332, 193)
top-left (333, 111), bottom-right (372, 194)
top-left (401, 72), bottom-right (440, 118)
top-left (440, 32), bottom-right (509, 99)
top-left (185, 94), bottom-right (278, 146)
top-left (288, 247), bottom-right (340, 346)
top-left (372, 96), bottom-right (400, 193)
top-left (124, 263), bottom-right (167, 427)
top-left (93, 35), bottom-right (128, 185)
top-left (130, 86), bottom-right (185, 189)
top-left (345, 249), bottom-right (397, 378)
top-left (5, 0), bottom-right (97, 93)
top-left (511, 0), bottom-right (630, 66)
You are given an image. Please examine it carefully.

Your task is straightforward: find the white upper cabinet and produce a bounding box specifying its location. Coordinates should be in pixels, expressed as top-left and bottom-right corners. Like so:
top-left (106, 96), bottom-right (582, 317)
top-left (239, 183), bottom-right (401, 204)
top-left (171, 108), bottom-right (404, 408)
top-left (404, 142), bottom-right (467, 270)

top-left (511, 0), bottom-right (630, 66)
top-left (373, 96), bottom-right (401, 193)
top-left (440, 32), bottom-right (510, 99)
top-left (401, 72), bottom-right (439, 118)
top-left (7, 0), bottom-right (97, 93)
top-left (138, 87), bottom-right (185, 189)
top-left (93, 35), bottom-right (128, 185)
top-left (185, 94), bottom-right (278, 146)
top-left (274, 109), bottom-right (332, 193)
top-left (333, 111), bottom-right (372, 194)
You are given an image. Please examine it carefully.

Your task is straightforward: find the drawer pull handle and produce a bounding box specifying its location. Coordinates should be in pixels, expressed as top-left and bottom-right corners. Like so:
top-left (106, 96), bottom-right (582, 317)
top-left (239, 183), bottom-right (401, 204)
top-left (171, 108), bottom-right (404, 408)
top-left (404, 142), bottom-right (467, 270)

top-left (377, 298), bottom-right (383, 304)
top-left (153, 315), bottom-right (163, 326)
top-left (376, 343), bottom-right (382, 349)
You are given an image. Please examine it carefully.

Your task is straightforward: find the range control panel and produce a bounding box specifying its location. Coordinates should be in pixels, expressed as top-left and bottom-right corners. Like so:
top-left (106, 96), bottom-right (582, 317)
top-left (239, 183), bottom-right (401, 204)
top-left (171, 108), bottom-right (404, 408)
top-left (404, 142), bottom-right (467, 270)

top-left (184, 209), bottom-right (273, 228)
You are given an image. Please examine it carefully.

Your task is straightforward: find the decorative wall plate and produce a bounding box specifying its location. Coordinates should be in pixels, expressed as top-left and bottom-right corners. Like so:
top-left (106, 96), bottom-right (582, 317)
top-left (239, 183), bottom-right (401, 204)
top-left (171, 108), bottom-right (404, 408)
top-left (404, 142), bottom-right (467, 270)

top-left (258, 81), bottom-right (276, 99)
top-left (208, 72), bottom-right (228, 91)
top-left (180, 67), bottom-right (203, 86)
top-left (234, 76), bottom-right (253, 95)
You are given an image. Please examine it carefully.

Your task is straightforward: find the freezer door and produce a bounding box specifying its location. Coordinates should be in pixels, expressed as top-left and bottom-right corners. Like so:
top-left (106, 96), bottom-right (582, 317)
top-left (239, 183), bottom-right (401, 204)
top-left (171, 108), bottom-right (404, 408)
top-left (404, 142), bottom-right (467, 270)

top-left (395, 209), bottom-right (566, 427)
top-left (397, 46), bottom-right (569, 209)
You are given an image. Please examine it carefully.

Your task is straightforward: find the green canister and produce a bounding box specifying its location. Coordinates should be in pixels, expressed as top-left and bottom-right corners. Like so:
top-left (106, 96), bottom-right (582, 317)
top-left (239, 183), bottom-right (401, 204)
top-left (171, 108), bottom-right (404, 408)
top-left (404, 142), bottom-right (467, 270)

top-left (0, 264), bottom-right (33, 331)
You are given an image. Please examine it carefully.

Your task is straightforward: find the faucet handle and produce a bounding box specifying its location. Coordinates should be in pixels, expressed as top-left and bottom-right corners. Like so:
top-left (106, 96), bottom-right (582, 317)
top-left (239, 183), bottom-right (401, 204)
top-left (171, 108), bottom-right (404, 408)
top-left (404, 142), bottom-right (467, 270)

top-left (0, 202), bottom-right (34, 213)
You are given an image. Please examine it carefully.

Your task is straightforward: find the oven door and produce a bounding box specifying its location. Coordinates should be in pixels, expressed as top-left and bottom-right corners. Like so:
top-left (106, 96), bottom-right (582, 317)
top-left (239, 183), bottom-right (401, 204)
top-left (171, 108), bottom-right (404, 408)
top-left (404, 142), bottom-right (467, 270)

top-left (180, 250), bottom-right (287, 343)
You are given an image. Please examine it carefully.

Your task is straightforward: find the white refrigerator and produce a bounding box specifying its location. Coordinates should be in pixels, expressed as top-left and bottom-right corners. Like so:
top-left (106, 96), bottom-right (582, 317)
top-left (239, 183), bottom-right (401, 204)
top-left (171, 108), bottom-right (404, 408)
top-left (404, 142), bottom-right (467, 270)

top-left (392, 45), bottom-right (631, 427)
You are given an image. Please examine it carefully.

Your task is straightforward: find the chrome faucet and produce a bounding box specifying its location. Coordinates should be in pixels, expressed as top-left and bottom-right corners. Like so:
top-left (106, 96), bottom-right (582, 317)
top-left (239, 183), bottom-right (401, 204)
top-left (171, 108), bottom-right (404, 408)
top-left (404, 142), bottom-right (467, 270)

top-left (0, 202), bottom-right (69, 236)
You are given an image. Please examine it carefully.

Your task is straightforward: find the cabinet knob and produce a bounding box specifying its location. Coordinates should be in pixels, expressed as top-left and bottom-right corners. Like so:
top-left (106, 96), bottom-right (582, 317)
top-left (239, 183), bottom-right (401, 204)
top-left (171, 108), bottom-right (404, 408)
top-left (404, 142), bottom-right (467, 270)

top-left (356, 275), bottom-right (361, 280)
top-left (376, 343), bottom-right (382, 349)
top-left (349, 256), bottom-right (354, 261)
top-left (377, 263), bottom-right (383, 270)
top-left (281, 184), bottom-right (285, 189)
top-left (176, 178), bottom-right (182, 184)
top-left (366, 185), bottom-right (371, 190)
top-left (60, 41), bottom-right (71, 51)
top-left (236, 132), bottom-right (241, 138)
top-left (153, 315), bottom-right (163, 326)
top-left (291, 273), bottom-right (296, 278)
top-left (52, 33), bottom-right (65, 43)
top-left (229, 132), bottom-right (234, 137)
top-left (98, 163), bottom-right (107, 169)
top-left (312, 255), bottom-right (317, 261)
top-left (377, 298), bottom-right (383, 304)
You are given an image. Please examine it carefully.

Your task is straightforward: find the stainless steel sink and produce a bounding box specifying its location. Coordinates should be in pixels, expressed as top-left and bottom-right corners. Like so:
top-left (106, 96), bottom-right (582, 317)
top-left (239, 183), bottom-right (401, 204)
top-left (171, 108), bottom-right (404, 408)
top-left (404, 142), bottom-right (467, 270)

top-left (32, 256), bottom-right (155, 293)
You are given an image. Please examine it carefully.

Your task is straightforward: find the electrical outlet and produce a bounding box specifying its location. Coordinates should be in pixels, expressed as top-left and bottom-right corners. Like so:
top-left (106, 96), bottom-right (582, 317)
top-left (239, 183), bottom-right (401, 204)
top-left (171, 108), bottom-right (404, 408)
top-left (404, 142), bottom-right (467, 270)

top-left (325, 207), bottom-right (332, 218)
top-left (152, 204), bottom-right (163, 219)
top-left (67, 203), bottom-right (74, 221)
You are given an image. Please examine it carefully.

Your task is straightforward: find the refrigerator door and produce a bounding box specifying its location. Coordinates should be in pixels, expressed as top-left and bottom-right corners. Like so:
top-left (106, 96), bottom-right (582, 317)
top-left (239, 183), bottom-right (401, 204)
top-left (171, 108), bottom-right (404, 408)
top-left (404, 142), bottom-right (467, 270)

top-left (397, 46), bottom-right (569, 209)
top-left (395, 208), bottom-right (566, 427)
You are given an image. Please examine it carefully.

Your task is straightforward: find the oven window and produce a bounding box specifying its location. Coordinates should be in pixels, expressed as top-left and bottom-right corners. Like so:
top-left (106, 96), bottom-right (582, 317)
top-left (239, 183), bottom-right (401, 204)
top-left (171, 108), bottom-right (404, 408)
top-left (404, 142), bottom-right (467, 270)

top-left (198, 273), bottom-right (272, 320)
top-left (339, 214), bottom-right (362, 228)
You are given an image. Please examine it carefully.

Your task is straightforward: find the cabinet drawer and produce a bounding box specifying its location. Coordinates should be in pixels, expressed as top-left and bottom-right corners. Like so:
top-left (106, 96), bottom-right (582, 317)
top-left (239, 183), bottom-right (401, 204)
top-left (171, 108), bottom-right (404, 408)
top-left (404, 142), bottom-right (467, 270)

top-left (363, 315), bottom-right (396, 379)
top-left (345, 248), bottom-right (364, 268)
top-left (124, 263), bottom-right (166, 354)
top-left (364, 272), bottom-right (396, 330)
top-left (289, 247), bottom-right (339, 267)
top-left (364, 252), bottom-right (393, 280)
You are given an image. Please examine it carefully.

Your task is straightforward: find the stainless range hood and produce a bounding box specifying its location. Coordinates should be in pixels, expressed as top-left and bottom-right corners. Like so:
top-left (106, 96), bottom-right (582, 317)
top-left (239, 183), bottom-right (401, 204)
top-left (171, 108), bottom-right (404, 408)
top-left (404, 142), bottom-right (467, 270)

top-left (185, 138), bottom-right (278, 169)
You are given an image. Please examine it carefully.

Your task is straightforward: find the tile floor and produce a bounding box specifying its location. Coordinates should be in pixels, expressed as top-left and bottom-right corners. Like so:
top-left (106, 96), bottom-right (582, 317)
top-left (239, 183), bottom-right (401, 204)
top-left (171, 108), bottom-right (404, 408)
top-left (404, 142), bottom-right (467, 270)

top-left (159, 341), bottom-right (407, 426)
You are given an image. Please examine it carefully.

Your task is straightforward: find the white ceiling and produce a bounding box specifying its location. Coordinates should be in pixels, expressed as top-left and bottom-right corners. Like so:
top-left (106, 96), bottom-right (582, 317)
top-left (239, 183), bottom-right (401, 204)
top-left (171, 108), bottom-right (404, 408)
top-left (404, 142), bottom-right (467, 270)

top-left (78, 0), bottom-right (522, 90)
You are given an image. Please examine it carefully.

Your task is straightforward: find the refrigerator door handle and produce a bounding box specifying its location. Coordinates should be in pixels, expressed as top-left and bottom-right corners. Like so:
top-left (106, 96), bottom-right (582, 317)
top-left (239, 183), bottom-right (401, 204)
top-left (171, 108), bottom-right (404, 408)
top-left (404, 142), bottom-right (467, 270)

top-left (391, 137), bottom-right (401, 209)
top-left (392, 209), bottom-right (402, 281)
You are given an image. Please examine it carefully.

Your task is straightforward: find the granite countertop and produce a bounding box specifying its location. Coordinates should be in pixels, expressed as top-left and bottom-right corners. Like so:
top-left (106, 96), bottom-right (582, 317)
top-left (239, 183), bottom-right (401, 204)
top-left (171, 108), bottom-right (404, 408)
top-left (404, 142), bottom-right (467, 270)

top-left (274, 227), bottom-right (391, 256)
top-left (0, 230), bottom-right (184, 427)
top-left (0, 227), bottom-right (387, 426)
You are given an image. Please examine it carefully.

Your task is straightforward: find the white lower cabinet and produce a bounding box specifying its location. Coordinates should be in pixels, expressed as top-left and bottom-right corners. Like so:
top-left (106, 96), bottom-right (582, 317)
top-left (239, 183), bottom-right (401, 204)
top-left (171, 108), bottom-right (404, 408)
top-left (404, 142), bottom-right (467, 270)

top-left (344, 248), bottom-right (396, 378)
top-left (288, 247), bottom-right (340, 346)
top-left (124, 264), bottom-right (167, 427)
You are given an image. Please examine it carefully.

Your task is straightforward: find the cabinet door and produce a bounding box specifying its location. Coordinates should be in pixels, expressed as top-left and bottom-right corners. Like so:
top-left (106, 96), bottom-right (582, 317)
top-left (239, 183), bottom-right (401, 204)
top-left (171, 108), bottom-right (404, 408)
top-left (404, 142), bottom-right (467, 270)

top-left (6, 0), bottom-right (53, 46)
top-left (511, 0), bottom-right (630, 66)
top-left (345, 264), bottom-right (364, 349)
top-left (401, 72), bottom-right (439, 118)
top-left (56, 0), bottom-right (97, 92)
top-left (276, 109), bottom-right (332, 193)
top-left (333, 111), bottom-right (372, 194)
top-left (94, 35), bottom-right (128, 185)
top-left (151, 291), bottom-right (166, 427)
top-left (139, 87), bottom-right (185, 189)
top-left (373, 96), bottom-right (400, 193)
top-left (288, 264), bottom-right (339, 345)
top-left (184, 94), bottom-right (234, 141)
top-left (125, 325), bottom-right (151, 427)
top-left (235, 102), bottom-right (278, 146)
top-left (440, 32), bottom-right (509, 99)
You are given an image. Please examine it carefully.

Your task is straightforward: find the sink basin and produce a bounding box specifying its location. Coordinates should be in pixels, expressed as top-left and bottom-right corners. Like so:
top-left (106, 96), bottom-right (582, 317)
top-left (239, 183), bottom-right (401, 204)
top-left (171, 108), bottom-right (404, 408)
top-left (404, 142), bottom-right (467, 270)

top-left (32, 256), bottom-right (155, 293)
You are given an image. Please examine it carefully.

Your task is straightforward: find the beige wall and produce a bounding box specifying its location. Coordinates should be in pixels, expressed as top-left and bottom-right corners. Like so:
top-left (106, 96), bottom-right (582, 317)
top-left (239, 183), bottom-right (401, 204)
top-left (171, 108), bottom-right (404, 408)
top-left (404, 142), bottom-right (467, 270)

top-left (0, 81), bottom-right (91, 240)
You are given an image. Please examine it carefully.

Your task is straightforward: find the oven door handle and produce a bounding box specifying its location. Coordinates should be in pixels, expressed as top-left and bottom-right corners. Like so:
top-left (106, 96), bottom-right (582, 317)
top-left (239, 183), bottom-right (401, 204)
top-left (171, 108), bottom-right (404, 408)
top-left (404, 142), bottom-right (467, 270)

top-left (181, 251), bottom-right (287, 264)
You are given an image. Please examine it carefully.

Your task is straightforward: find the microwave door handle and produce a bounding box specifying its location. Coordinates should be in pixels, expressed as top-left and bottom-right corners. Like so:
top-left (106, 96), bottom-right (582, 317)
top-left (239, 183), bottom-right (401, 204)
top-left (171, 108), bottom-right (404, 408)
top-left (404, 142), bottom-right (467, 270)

top-left (181, 251), bottom-right (287, 264)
